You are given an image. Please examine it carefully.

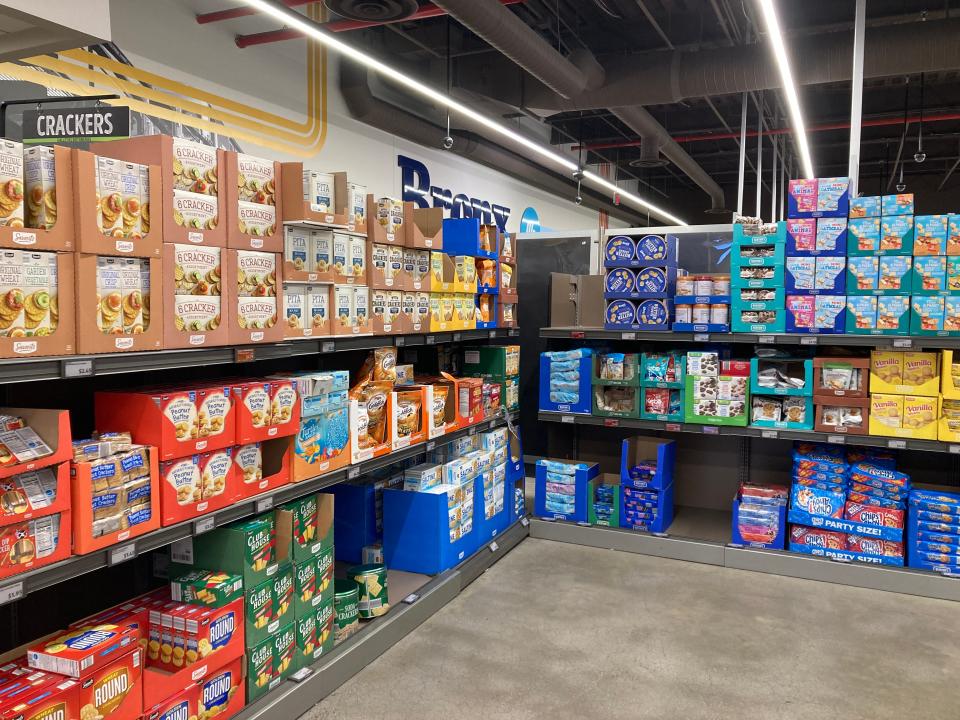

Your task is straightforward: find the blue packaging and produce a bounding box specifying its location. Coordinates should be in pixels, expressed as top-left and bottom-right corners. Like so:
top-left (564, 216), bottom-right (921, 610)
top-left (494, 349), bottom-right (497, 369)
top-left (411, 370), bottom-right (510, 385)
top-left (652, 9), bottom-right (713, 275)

top-left (635, 267), bottom-right (667, 294)
top-left (636, 234), bottom-right (667, 261)
top-left (848, 217), bottom-right (881, 254)
top-left (605, 268), bottom-right (635, 294)
top-left (606, 300), bottom-right (636, 327)
top-left (817, 177), bottom-right (850, 215)
top-left (790, 483), bottom-right (845, 518)
top-left (605, 236), bottom-right (635, 263)
top-left (635, 299), bottom-right (669, 326)
top-left (815, 218), bottom-right (847, 254)
top-left (880, 215), bottom-right (914, 253)
top-left (882, 193), bottom-right (914, 216)
top-left (849, 195), bottom-right (881, 219)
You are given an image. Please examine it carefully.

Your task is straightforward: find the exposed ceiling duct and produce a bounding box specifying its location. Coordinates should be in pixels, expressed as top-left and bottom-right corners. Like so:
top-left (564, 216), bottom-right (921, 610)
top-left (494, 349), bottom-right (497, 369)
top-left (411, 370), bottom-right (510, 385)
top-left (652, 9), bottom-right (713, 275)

top-left (431, 0), bottom-right (725, 212)
top-left (519, 18), bottom-right (960, 112)
top-left (337, 64), bottom-right (647, 224)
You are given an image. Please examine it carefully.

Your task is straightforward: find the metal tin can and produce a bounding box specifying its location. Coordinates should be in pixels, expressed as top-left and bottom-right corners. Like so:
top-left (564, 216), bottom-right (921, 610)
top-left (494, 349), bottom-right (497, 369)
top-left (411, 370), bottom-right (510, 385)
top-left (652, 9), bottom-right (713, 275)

top-left (347, 563), bottom-right (389, 619)
top-left (675, 275), bottom-right (695, 296)
top-left (334, 579), bottom-right (360, 643)
top-left (710, 304), bottom-right (729, 325)
top-left (712, 275), bottom-right (730, 295)
top-left (675, 304), bottom-right (692, 324)
top-left (694, 275), bottom-right (714, 296)
top-left (692, 303), bottom-right (711, 324)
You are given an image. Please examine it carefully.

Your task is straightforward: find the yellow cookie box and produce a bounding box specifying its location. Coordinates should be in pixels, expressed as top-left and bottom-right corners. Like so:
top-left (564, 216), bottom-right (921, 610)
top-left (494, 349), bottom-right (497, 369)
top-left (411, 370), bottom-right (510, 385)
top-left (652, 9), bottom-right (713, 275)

top-left (869, 350), bottom-right (940, 396)
top-left (868, 392), bottom-right (940, 439)
top-left (939, 350), bottom-right (960, 399)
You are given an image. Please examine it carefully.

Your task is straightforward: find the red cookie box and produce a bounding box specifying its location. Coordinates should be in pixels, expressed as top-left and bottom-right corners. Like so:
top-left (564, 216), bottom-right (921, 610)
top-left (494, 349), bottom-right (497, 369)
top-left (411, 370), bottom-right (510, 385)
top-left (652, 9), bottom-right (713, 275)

top-left (76, 648), bottom-right (143, 720)
top-left (843, 501), bottom-right (904, 529)
top-left (0, 512), bottom-right (71, 582)
top-left (233, 439), bottom-right (291, 502)
top-left (232, 379), bottom-right (300, 444)
top-left (0, 409), bottom-right (71, 481)
top-left (846, 535), bottom-right (904, 558)
top-left (789, 525), bottom-right (846, 549)
top-left (0, 462), bottom-right (69, 527)
top-left (142, 597), bottom-right (244, 710)
top-left (27, 619), bottom-right (141, 679)
top-left (71, 448), bottom-right (161, 555)
top-left (95, 386), bottom-right (235, 461)
top-left (158, 450), bottom-right (238, 527)
top-left (0, 675), bottom-right (80, 720)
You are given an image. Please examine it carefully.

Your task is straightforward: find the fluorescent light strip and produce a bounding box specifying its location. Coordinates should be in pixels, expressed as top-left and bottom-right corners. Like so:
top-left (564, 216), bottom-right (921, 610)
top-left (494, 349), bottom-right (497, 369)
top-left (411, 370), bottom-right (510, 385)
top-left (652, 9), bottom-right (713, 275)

top-left (757, 0), bottom-right (815, 179)
top-left (238, 0), bottom-right (688, 226)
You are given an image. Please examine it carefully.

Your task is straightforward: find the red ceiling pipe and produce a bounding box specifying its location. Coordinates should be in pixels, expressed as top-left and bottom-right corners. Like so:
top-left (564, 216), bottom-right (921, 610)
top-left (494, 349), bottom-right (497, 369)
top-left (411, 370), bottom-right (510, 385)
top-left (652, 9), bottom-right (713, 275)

top-left (197, 0), bottom-right (314, 24)
top-left (233, 0), bottom-right (524, 47)
top-left (576, 111), bottom-right (960, 150)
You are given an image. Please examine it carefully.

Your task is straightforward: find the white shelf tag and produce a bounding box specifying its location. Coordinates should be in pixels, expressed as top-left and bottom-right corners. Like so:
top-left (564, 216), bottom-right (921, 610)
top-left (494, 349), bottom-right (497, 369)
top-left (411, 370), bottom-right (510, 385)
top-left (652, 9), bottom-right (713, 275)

top-left (800, 336), bottom-right (818, 345)
top-left (170, 538), bottom-right (194, 564)
top-left (761, 430), bottom-right (779, 439)
top-left (321, 341), bottom-right (335, 352)
top-left (489, 541), bottom-right (499, 553)
top-left (255, 497), bottom-right (274, 513)
top-left (0, 582), bottom-right (23, 605)
top-left (827, 434), bottom-right (846, 444)
top-left (621, 332), bottom-right (636, 340)
top-left (892, 338), bottom-right (912, 348)
top-left (194, 516), bottom-right (215, 535)
top-left (561, 415), bottom-right (575, 424)
top-left (63, 359), bottom-right (93, 378)
top-left (693, 333), bottom-right (709, 342)
top-left (888, 439), bottom-right (907, 449)
top-left (758, 335), bottom-right (775, 344)
top-left (109, 543), bottom-right (136, 566)
top-left (347, 466), bottom-right (360, 479)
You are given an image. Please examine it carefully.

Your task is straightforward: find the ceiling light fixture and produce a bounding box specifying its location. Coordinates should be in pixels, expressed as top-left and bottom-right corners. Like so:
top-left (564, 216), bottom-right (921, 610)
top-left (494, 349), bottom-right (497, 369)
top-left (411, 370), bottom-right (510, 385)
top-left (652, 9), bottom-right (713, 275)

top-left (235, 0), bottom-right (688, 225)
top-left (756, 0), bottom-right (815, 179)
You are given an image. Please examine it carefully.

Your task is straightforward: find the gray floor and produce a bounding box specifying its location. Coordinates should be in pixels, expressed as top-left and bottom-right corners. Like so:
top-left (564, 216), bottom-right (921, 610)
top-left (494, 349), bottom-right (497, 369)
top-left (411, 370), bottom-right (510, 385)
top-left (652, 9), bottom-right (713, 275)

top-left (304, 538), bottom-right (960, 720)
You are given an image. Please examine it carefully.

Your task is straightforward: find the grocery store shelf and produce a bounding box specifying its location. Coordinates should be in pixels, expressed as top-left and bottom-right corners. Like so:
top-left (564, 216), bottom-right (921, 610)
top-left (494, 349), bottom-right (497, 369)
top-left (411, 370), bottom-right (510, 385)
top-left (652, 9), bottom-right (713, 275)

top-left (541, 326), bottom-right (959, 349)
top-left (529, 519), bottom-right (960, 602)
top-left (0, 412), bottom-right (517, 605)
top-left (539, 411), bottom-right (960, 454)
top-left (234, 518), bottom-right (529, 720)
top-left (0, 329), bottom-right (520, 385)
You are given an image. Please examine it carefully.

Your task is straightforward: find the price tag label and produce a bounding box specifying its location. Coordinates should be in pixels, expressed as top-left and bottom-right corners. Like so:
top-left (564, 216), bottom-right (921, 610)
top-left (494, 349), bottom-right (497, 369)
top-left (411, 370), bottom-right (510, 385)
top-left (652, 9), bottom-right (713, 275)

top-left (888, 439), bottom-right (907, 449)
top-left (321, 341), bottom-right (335, 353)
top-left (0, 582), bottom-right (23, 605)
top-left (488, 330), bottom-right (497, 339)
top-left (109, 543), bottom-right (136, 566)
top-left (693, 333), bottom-right (709, 342)
top-left (561, 415), bottom-right (575, 424)
top-left (800, 336), bottom-right (818, 345)
top-left (702, 426), bottom-right (719, 434)
top-left (234, 348), bottom-right (255, 363)
top-left (621, 332), bottom-right (636, 340)
top-left (603, 418), bottom-right (619, 427)
top-left (255, 497), bottom-right (274, 513)
top-left (570, 331), bottom-right (585, 339)
top-left (827, 434), bottom-right (846, 444)
top-left (758, 335), bottom-right (775, 344)
top-left (426, 441), bottom-right (436, 451)
top-left (290, 668), bottom-right (313, 683)
top-left (665, 423), bottom-right (681, 432)
top-left (893, 338), bottom-right (913, 348)
top-left (950, 445), bottom-right (960, 455)
top-left (520, 517), bottom-right (529, 527)
top-left (347, 466), bottom-right (360, 479)
top-left (426, 336), bottom-right (436, 345)
top-left (395, 336), bottom-right (405, 347)
top-left (403, 593), bottom-right (420, 604)
top-left (63, 359), bottom-right (93, 378)
top-left (489, 541), bottom-right (499, 553)
top-left (468, 425), bottom-right (477, 435)
top-left (761, 430), bottom-right (779, 439)
top-left (194, 516), bottom-right (215, 535)
top-left (170, 538), bottom-right (194, 564)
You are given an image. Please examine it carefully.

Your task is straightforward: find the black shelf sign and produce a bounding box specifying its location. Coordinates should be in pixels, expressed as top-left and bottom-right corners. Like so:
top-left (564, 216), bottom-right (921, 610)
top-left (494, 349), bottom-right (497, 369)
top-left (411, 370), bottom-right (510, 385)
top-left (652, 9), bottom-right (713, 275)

top-left (23, 106), bottom-right (130, 145)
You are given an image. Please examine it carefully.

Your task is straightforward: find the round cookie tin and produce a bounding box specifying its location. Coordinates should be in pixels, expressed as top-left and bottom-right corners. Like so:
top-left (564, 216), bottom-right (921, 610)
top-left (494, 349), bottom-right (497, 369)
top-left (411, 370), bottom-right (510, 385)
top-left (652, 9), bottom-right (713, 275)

top-left (606, 300), bottom-right (636, 326)
top-left (334, 579), bottom-right (360, 642)
top-left (636, 234), bottom-right (668, 261)
top-left (636, 299), bottom-right (669, 326)
top-left (635, 267), bottom-right (667, 294)
top-left (347, 563), bottom-right (389, 619)
top-left (605, 235), bottom-right (635, 264)
top-left (605, 268), bottom-right (635, 294)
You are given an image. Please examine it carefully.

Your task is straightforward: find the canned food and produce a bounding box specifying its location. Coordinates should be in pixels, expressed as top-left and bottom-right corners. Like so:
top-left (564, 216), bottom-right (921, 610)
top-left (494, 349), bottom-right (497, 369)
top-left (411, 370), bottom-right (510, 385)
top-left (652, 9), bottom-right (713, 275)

top-left (710, 304), bottom-right (729, 325)
top-left (692, 303), bottom-right (711, 324)
top-left (347, 563), bottom-right (389, 619)
top-left (712, 275), bottom-right (730, 295)
top-left (675, 305), bottom-right (692, 324)
top-left (334, 579), bottom-right (360, 643)
top-left (694, 275), bottom-right (714, 296)
top-left (675, 275), bottom-right (695, 296)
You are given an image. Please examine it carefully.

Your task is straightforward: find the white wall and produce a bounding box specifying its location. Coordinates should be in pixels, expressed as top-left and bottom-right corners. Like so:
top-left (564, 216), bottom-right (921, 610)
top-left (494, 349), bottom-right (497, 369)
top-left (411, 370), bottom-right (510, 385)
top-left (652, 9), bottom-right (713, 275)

top-left (106, 0), bottom-right (604, 234)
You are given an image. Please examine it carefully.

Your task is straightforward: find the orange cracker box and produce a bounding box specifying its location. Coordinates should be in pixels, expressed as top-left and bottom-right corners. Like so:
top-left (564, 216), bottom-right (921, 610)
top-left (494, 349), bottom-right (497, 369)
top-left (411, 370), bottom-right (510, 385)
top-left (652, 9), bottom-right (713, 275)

top-left (196, 656), bottom-right (243, 720)
top-left (232, 381), bottom-right (274, 444)
top-left (27, 619), bottom-right (141, 678)
top-left (76, 648), bottom-right (142, 720)
top-left (0, 676), bottom-right (80, 720)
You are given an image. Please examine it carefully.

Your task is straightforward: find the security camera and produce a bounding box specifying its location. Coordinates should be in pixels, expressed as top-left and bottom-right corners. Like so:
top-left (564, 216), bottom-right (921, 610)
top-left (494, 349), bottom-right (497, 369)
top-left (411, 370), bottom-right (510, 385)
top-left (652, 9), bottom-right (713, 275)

top-left (575, 195), bottom-right (583, 205)
top-left (896, 182), bottom-right (907, 192)
top-left (442, 135), bottom-right (454, 150)
top-left (914, 151), bottom-right (927, 163)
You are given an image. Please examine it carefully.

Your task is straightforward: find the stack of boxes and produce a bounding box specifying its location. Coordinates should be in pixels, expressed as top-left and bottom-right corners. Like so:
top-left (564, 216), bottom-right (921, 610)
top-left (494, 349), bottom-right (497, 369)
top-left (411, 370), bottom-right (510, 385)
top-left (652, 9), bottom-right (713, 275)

top-left (463, 344), bottom-right (519, 413)
top-left (731, 222), bottom-right (786, 333)
top-left (538, 348), bottom-right (592, 415)
top-left (867, 350), bottom-right (940, 440)
top-left (907, 488), bottom-right (960, 572)
top-left (910, 212), bottom-right (960, 335)
top-left (591, 351), bottom-right (640, 420)
top-left (683, 351), bottom-right (750, 427)
top-left (787, 442), bottom-right (907, 566)
top-left (602, 233), bottom-right (677, 331)
top-left (811, 356), bottom-right (869, 434)
top-left (617, 437), bottom-right (675, 532)
top-left (438, 218), bottom-right (500, 332)
top-left (748, 357), bottom-right (813, 430)
top-left (784, 217), bottom-right (847, 333)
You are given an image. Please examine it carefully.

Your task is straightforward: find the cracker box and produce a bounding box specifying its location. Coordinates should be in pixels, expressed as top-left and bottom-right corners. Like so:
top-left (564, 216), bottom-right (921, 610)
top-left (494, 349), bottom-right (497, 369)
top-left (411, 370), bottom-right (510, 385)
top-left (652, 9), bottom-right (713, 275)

top-left (945, 297), bottom-right (960, 332)
top-left (306, 285), bottom-right (330, 336)
top-left (333, 285), bottom-right (354, 334)
top-left (27, 619), bottom-right (141, 678)
top-left (1, 677), bottom-right (80, 720)
top-left (847, 217), bottom-right (880, 255)
top-left (191, 515), bottom-right (280, 586)
top-left (915, 215), bottom-right (948, 255)
top-left (270, 564), bottom-right (294, 630)
top-left (170, 570), bottom-right (243, 608)
top-left (170, 139), bottom-right (218, 196)
top-left (788, 178), bottom-right (817, 216)
top-left (236, 154), bottom-right (275, 205)
top-left (23, 145), bottom-right (56, 231)
top-left (75, 648), bottom-right (142, 720)
top-left (244, 579), bottom-right (274, 647)
top-left (143, 682), bottom-right (196, 720)
top-left (271, 624), bottom-right (295, 683)
top-left (354, 286), bottom-right (370, 334)
top-left (0, 512), bottom-right (70, 580)
top-left (911, 296), bottom-right (946, 335)
top-left (159, 453), bottom-right (232, 526)
top-left (172, 190), bottom-right (218, 232)
top-left (196, 656), bottom-right (243, 720)
top-left (912, 255), bottom-right (947, 295)
top-left (880, 215), bottom-right (914, 254)
top-left (949, 257), bottom-right (960, 292)
top-left (0, 140), bottom-right (26, 230)
top-left (348, 236), bottom-right (367, 283)
top-left (815, 218), bottom-right (846, 254)
top-left (283, 283), bottom-right (305, 336)
top-left (283, 225), bottom-right (308, 272)
top-left (949, 215), bottom-right (960, 256)
top-left (279, 493), bottom-right (333, 561)
top-left (881, 193), bottom-right (913, 216)
top-left (236, 201), bottom-right (277, 240)
top-left (295, 602), bottom-right (334, 671)
top-left (302, 170), bottom-right (334, 213)
top-left (245, 635), bottom-right (275, 703)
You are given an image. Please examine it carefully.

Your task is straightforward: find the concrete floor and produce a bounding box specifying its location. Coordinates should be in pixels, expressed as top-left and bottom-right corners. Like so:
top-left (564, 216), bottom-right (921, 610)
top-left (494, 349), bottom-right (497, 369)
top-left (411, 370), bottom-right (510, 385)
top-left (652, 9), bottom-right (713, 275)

top-left (304, 538), bottom-right (960, 720)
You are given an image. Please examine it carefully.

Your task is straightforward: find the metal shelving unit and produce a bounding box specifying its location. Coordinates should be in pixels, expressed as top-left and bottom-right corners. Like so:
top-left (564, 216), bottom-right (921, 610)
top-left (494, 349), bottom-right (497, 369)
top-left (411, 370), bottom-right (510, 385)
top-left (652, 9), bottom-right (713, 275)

top-left (0, 412), bottom-right (517, 606)
top-left (234, 518), bottom-right (529, 720)
top-left (539, 411), bottom-right (960, 453)
top-left (0, 328), bottom-right (520, 385)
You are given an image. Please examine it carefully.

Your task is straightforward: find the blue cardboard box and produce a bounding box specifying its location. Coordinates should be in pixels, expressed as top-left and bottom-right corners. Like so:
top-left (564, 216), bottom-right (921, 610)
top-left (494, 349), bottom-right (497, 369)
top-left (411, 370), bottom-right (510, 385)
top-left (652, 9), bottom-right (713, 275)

top-left (731, 496), bottom-right (786, 549)
top-left (785, 294), bottom-right (845, 334)
top-left (534, 459), bottom-right (598, 523)
top-left (733, 222), bottom-right (786, 244)
top-left (619, 436), bottom-right (675, 491)
top-left (619, 481), bottom-right (674, 532)
top-left (330, 478), bottom-right (400, 564)
top-left (882, 193), bottom-right (914, 216)
top-left (539, 351), bottom-right (592, 414)
top-left (473, 470), bottom-right (510, 545)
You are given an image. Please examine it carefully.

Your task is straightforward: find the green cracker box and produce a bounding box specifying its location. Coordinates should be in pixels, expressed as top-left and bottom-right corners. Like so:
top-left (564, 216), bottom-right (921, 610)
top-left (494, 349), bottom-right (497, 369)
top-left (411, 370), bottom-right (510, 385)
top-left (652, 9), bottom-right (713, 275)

top-left (170, 570), bottom-right (243, 608)
top-left (293, 546), bottom-right (334, 617)
top-left (245, 577), bottom-right (275, 647)
top-left (293, 600), bottom-right (335, 671)
top-left (277, 493), bottom-right (334, 564)
top-left (272, 622), bottom-right (296, 683)
top-left (271, 563), bottom-right (295, 629)
top-left (192, 516), bottom-right (280, 587)
top-left (462, 345), bottom-right (519, 380)
top-left (246, 635), bottom-right (276, 703)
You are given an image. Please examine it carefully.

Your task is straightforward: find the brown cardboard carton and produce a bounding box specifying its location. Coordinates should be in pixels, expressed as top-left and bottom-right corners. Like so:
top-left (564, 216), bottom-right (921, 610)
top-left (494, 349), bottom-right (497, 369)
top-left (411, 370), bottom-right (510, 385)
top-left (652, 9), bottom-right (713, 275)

top-left (224, 151), bottom-right (283, 252)
top-left (7, 144), bottom-right (74, 251)
top-left (404, 203), bottom-right (442, 250)
top-left (161, 243), bottom-right (227, 349)
top-left (226, 249), bottom-right (284, 345)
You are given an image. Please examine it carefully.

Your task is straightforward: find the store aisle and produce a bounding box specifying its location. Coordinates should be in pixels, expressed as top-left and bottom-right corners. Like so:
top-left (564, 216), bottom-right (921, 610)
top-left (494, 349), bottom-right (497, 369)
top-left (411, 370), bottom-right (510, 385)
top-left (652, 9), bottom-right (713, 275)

top-left (304, 539), bottom-right (960, 720)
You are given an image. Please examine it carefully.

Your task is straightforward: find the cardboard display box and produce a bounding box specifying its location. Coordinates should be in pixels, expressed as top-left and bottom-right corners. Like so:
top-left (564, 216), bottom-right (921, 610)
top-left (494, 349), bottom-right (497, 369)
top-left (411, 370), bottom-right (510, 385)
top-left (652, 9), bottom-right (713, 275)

top-left (404, 203), bottom-right (442, 250)
top-left (282, 225), bottom-right (335, 285)
top-left (331, 233), bottom-right (367, 286)
top-left (162, 242), bottom-right (228, 349)
top-left (0, 460), bottom-right (69, 528)
top-left (224, 151), bottom-right (282, 252)
top-left (499, 260), bottom-right (518, 302)
top-left (225, 249), bottom-right (284, 345)
top-left (290, 407), bottom-right (350, 482)
top-left (98, 134), bottom-right (227, 247)
top-left (73, 148), bottom-right (162, 258)
top-left (497, 297), bottom-right (517, 329)
top-left (0, 511), bottom-right (71, 581)
top-left (330, 285), bottom-right (372, 337)
top-left (0, 144), bottom-right (75, 252)
top-left (368, 242), bottom-right (411, 291)
top-left (233, 379), bottom-right (301, 445)
top-left (233, 438), bottom-right (291, 501)
top-left (159, 448), bottom-right (239, 526)
top-left (813, 396), bottom-right (870, 435)
top-left (0, 249), bottom-right (75, 359)
top-left (366, 195), bottom-right (406, 246)
top-left (333, 173), bottom-right (368, 234)
top-left (369, 288), bottom-right (412, 335)
top-left (389, 385), bottom-right (427, 451)
top-left (282, 283), bottom-right (331, 340)
top-left (0, 408), bottom-right (71, 480)
top-left (549, 272), bottom-right (603, 327)
top-left (280, 162), bottom-right (354, 229)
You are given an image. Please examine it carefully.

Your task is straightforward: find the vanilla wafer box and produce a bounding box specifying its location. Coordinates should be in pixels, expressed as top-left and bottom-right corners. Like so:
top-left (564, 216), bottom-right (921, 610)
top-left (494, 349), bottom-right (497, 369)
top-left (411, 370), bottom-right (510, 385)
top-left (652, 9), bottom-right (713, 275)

top-left (0, 140), bottom-right (23, 229)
